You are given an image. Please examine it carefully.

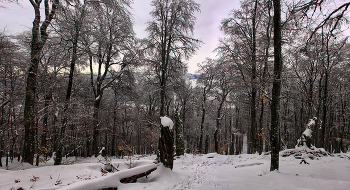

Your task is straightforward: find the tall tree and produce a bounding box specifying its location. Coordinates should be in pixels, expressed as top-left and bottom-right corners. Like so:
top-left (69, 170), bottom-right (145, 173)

top-left (249, 0), bottom-right (258, 154)
top-left (258, 0), bottom-right (273, 154)
top-left (23, 0), bottom-right (59, 165)
top-left (197, 59), bottom-right (216, 153)
top-left (0, 32), bottom-right (26, 166)
top-left (146, 0), bottom-right (201, 169)
top-left (54, 0), bottom-right (88, 165)
top-left (86, 0), bottom-right (134, 156)
top-left (212, 61), bottom-right (235, 153)
top-left (219, 0), bottom-right (265, 153)
top-left (270, 0), bottom-right (282, 171)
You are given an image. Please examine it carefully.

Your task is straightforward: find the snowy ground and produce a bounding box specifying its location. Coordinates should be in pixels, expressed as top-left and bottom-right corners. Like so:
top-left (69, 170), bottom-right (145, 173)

top-left (1, 152), bottom-right (350, 190)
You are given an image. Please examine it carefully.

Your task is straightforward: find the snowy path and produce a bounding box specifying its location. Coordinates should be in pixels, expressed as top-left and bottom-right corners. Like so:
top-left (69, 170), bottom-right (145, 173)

top-left (173, 154), bottom-right (270, 190)
top-left (173, 153), bottom-right (350, 190)
top-left (175, 160), bottom-right (221, 189)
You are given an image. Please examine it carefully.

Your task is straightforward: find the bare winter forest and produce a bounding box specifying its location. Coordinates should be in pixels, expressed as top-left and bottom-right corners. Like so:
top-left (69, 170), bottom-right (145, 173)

top-left (1, 0), bottom-right (350, 178)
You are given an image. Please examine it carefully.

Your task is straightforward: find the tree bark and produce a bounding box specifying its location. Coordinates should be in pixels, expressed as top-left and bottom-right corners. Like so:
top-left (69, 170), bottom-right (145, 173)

top-left (93, 98), bottom-right (102, 156)
top-left (270, 0), bottom-right (282, 171)
top-left (175, 109), bottom-right (184, 156)
top-left (158, 126), bottom-right (174, 169)
top-left (319, 35), bottom-right (330, 149)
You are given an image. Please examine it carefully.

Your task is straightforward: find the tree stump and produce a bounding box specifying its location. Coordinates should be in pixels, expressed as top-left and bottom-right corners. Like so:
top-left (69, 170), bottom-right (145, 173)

top-left (159, 126), bottom-right (174, 169)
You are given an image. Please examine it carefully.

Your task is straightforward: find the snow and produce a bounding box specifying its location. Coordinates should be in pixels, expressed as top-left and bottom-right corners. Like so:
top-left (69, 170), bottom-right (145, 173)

top-left (307, 118), bottom-right (316, 127)
top-left (1, 152), bottom-right (350, 190)
top-left (303, 128), bottom-right (312, 137)
top-left (59, 163), bottom-right (158, 190)
top-left (160, 116), bottom-right (174, 130)
top-left (95, 95), bottom-right (101, 101)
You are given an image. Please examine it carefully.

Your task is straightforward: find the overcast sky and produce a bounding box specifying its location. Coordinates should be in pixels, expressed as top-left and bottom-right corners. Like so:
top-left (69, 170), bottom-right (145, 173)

top-left (132, 0), bottom-right (241, 73)
top-left (0, 0), bottom-right (240, 73)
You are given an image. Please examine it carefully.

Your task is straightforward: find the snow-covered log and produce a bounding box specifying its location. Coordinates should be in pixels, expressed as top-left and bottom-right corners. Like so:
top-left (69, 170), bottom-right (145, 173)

top-left (120, 166), bottom-right (157, 183)
top-left (59, 164), bottom-right (159, 190)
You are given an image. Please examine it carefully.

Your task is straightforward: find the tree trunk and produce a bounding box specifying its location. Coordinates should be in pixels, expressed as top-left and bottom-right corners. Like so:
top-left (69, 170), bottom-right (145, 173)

top-left (340, 85), bottom-right (346, 152)
top-left (23, 0), bottom-right (59, 165)
top-left (199, 88), bottom-right (207, 153)
top-left (204, 135), bottom-right (209, 154)
top-left (158, 38), bottom-right (174, 169)
top-left (55, 28), bottom-right (79, 165)
top-left (86, 124), bottom-right (92, 157)
top-left (215, 93), bottom-right (227, 153)
top-left (214, 128), bottom-right (219, 153)
top-left (52, 103), bottom-right (58, 154)
top-left (23, 23), bottom-right (40, 165)
top-left (319, 37), bottom-right (330, 149)
top-left (250, 0), bottom-right (258, 154)
top-left (230, 133), bottom-right (235, 155)
top-left (0, 131), bottom-right (3, 167)
top-left (270, 0), bottom-right (282, 171)
top-left (93, 98), bottom-right (102, 156)
top-left (158, 126), bottom-right (174, 169)
top-left (175, 109), bottom-right (184, 156)
top-left (181, 97), bottom-right (188, 151)
top-left (111, 96), bottom-right (118, 157)
top-left (41, 92), bottom-right (51, 159)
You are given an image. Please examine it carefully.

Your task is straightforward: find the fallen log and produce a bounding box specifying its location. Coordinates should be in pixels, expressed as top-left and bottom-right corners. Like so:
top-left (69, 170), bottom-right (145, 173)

top-left (120, 166), bottom-right (158, 183)
top-left (59, 164), bottom-right (159, 190)
top-left (235, 163), bottom-right (264, 168)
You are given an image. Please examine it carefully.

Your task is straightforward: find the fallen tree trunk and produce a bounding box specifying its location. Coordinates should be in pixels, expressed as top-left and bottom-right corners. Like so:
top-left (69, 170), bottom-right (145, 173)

top-left (120, 167), bottom-right (157, 183)
top-left (59, 164), bottom-right (159, 190)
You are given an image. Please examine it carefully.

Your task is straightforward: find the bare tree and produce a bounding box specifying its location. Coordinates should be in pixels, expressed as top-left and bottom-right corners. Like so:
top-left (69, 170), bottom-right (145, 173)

top-left (197, 59), bottom-right (216, 153)
top-left (212, 61), bottom-right (235, 153)
top-left (23, 0), bottom-right (59, 165)
top-left (0, 32), bottom-right (26, 167)
top-left (219, 0), bottom-right (266, 153)
top-left (53, 0), bottom-right (89, 165)
top-left (146, 0), bottom-right (201, 169)
top-left (84, 0), bottom-right (135, 156)
top-left (270, 0), bottom-right (282, 171)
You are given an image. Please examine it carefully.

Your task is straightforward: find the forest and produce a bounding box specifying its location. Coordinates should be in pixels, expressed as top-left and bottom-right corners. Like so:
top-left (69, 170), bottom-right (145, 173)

top-left (1, 0), bottom-right (350, 171)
